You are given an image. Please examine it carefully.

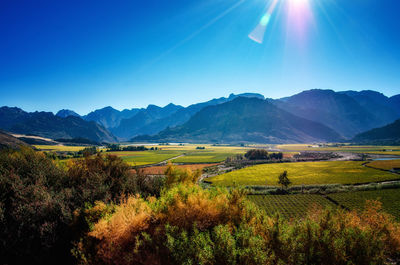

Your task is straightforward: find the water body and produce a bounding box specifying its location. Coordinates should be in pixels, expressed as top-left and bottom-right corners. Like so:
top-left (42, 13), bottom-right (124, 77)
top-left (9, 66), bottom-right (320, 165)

top-left (372, 157), bottom-right (400, 161)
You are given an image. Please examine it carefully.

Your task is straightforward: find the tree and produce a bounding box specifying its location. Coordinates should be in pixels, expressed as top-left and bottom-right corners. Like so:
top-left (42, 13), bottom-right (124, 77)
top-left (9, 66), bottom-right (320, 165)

top-left (278, 171), bottom-right (291, 190)
top-left (244, 149), bottom-right (269, 160)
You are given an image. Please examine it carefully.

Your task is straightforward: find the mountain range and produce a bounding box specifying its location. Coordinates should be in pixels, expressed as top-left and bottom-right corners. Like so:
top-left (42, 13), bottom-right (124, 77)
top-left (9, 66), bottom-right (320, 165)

top-left (0, 107), bottom-right (116, 143)
top-left (0, 89), bottom-right (399, 144)
top-left (133, 97), bottom-right (343, 144)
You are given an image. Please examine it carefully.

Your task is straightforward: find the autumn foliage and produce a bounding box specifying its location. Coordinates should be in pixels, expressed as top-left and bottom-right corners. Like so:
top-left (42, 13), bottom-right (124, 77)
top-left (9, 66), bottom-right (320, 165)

top-left (74, 167), bottom-right (400, 265)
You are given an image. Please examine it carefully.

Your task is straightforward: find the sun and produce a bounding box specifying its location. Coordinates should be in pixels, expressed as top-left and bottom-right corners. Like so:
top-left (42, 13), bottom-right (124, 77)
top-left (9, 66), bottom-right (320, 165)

top-left (288, 0), bottom-right (310, 9)
top-left (290, 0), bottom-right (308, 4)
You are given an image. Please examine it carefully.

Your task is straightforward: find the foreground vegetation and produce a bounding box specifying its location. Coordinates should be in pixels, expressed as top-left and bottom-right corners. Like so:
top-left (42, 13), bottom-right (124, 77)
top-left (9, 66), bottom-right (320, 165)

top-left (207, 161), bottom-right (399, 186)
top-left (2, 147), bottom-right (400, 264)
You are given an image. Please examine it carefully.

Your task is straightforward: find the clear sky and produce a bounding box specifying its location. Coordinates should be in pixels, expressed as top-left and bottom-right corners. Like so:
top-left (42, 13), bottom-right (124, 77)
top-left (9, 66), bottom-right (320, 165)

top-left (1, 0), bottom-right (399, 115)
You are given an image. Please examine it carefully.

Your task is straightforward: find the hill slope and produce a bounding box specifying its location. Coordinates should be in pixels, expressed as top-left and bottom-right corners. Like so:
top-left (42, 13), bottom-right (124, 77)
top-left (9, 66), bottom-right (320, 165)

top-left (133, 97), bottom-right (343, 144)
top-left (56, 109), bottom-right (81, 118)
top-left (83, 106), bottom-right (141, 128)
top-left (0, 130), bottom-right (29, 149)
top-left (353, 119), bottom-right (400, 145)
top-left (276, 89), bottom-right (399, 138)
top-left (111, 103), bottom-right (183, 139)
top-left (0, 107), bottom-right (117, 143)
top-left (113, 93), bottom-right (265, 140)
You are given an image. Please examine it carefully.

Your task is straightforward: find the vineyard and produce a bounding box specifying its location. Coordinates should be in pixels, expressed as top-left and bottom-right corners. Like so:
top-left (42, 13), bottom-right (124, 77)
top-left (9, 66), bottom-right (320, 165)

top-left (247, 194), bottom-right (337, 219)
top-left (328, 189), bottom-right (400, 219)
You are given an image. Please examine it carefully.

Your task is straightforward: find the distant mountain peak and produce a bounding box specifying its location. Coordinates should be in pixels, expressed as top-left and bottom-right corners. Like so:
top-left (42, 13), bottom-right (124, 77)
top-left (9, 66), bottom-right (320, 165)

top-left (228, 92), bottom-right (265, 100)
top-left (56, 109), bottom-right (80, 118)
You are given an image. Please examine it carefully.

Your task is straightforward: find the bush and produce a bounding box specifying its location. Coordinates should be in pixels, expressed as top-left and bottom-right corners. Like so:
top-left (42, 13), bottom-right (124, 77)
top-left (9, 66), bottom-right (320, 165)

top-left (0, 148), bottom-right (145, 265)
top-left (76, 183), bottom-right (400, 265)
top-left (0, 147), bottom-right (73, 264)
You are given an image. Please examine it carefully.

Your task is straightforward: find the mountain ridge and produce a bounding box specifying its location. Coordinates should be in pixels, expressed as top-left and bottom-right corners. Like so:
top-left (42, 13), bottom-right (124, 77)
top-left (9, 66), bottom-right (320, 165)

top-left (133, 97), bottom-right (344, 144)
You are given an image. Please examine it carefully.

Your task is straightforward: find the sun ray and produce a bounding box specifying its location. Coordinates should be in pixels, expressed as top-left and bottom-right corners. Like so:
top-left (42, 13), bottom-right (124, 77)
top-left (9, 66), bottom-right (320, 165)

top-left (248, 0), bottom-right (279, 44)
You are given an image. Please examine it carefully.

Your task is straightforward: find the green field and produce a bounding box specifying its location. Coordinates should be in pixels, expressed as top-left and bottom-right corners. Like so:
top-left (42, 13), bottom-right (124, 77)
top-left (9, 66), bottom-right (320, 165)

top-left (207, 161), bottom-right (399, 186)
top-left (111, 150), bottom-right (185, 166)
top-left (276, 144), bottom-right (400, 156)
top-left (248, 194), bottom-right (336, 219)
top-left (329, 189), bottom-right (400, 219)
top-left (172, 152), bottom-right (239, 163)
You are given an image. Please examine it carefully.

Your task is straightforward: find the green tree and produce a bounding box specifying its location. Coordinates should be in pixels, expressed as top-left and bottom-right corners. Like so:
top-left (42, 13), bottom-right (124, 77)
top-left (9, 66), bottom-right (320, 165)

top-left (278, 171), bottom-right (291, 190)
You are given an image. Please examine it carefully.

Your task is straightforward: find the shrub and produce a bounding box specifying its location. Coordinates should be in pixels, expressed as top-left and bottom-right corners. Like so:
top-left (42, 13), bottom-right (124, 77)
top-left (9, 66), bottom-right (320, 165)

top-left (76, 184), bottom-right (400, 265)
top-left (0, 148), bottom-right (145, 265)
top-left (0, 147), bottom-right (73, 264)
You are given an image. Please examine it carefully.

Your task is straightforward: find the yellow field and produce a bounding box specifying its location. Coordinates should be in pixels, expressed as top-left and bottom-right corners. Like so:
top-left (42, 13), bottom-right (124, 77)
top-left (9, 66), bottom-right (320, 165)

top-left (367, 159), bottom-right (400, 171)
top-left (33, 145), bottom-right (86, 152)
top-left (207, 161), bottom-right (399, 186)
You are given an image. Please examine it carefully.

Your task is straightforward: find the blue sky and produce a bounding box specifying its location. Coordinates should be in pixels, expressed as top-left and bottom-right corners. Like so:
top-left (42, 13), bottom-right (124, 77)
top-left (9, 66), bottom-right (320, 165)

top-left (0, 0), bottom-right (399, 115)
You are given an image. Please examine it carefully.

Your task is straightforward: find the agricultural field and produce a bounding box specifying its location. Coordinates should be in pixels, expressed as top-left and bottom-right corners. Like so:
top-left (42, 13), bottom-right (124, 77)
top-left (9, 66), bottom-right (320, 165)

top-left (111, 150), bottom-right (185, 166)
top-left (172, 152), bottom-right (240, 163)
top-left (207, 161), bottom-right (400, 186)
top-left (329, 189), bottom-right (400, 220)
top-left (248, 194), bottom-right (336, 219)
top-left (276, 144), bottom-right (400, 155)
top-left (33, 145), bottom-right (87, 152)
top-left (366, 159), bottom-right (400, 171)
top-left (134, 163), bottom-right (219, 175)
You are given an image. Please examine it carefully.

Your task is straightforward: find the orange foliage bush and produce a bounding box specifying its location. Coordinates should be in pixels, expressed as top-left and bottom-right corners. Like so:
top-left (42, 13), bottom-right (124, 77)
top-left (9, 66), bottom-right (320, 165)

top-left (74, 164), bottom-right (400, 265)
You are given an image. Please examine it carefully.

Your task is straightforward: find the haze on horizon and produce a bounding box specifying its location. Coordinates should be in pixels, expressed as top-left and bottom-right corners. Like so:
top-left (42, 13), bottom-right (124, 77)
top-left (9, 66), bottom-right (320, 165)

top-left (1, 0), bottom-right (399, 115)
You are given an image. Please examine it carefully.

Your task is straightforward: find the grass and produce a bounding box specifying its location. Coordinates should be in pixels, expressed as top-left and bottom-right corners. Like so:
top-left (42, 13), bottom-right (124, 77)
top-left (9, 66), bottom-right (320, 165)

top-left (367, 159), bottom-right (400, 171)
top-left (329, 189), bottom-right (400, 220)
top-left (172, 152), bottom-right (240, 163)
top-left (207, 161), bottom-right (400, 186)
top-left (248, 194), bottom-right (336, 219)
top-left (111, 150), bottom-right (185, 166)
top-left (33, 145), bottom-right (86, 152)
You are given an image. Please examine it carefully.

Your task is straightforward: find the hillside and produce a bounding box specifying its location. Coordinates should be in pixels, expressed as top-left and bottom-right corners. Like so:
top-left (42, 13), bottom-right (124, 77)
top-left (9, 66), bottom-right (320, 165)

top-left (0, 107), bottom-right (117, 143)
top-left (56, 109), bottom-right (81, 118)
top-left (111, 103), bottom-right (183, 139)
top-left (353, 119), bottom-right (400, 145)
top-left (0, 130), bottom-right (29, 149)
top-left (276, 89), bottom-right (399, 138)
top-left (83, 106), bottom-right (141, 128)
top-left (112, 93), bottom-right (265, 140)
top-left (133, 97), bottom-right (343, 144)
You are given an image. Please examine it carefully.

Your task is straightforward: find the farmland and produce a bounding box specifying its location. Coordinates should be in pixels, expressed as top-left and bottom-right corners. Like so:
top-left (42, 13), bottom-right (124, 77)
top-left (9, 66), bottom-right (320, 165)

top-left (111, 150), bottom-right (185, 166)
top-left (366, 159), bottom-right (400, 171)
top-left (33, 145), bottom-right (87, 152)
top-left (207, 161), bottom-right (399, 186)
top-left (114, 144), bottom-right (249, 165)
top-left (134, 163), bottom-right (219, 175)
top-left (172, 152), bottom-right (237, 163)
top-left (276, 144), bottom-right (400, 156)
top-left (329, 189), bottom-right (400, 219)
top-left (248, 194), bottom-right (336, 219)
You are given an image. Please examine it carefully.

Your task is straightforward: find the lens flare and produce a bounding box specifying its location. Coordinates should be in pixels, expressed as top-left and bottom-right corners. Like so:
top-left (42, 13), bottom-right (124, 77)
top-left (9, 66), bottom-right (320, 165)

top-left (248, 0), bottom-right (279, 44)
top-left (249, 0), bottom-right (313, 44)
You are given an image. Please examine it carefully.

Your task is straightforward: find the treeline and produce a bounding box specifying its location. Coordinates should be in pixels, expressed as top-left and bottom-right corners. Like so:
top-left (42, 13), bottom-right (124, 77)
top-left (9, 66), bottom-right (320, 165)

top-left (1, 147), bottom-right (400, 264)
top-left (226, 149), bottom-right (283, 163)
top-left (106, 144), bottom-right (158, 151)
